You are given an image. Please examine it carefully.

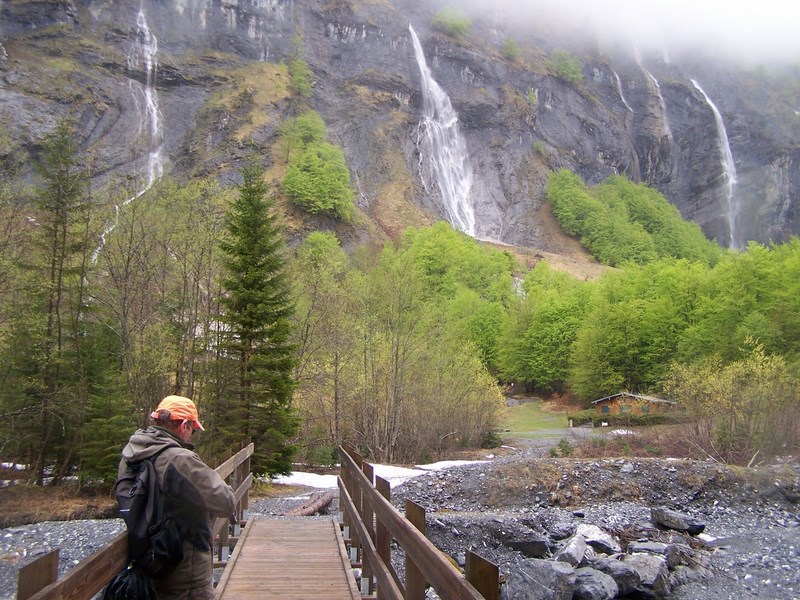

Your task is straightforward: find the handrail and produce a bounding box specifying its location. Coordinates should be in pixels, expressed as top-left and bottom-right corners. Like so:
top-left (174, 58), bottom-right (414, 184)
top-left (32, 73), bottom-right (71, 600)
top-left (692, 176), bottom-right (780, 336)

top-left (338, 445), bottom-right (499, 600)
top-left (20, 443), bottom-right (255, 600)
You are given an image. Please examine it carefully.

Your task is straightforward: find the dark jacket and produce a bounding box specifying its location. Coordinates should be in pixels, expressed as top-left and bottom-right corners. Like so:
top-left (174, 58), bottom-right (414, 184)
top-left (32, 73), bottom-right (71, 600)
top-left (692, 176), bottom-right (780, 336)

top-left (118, 427), bottom-right (236, 552)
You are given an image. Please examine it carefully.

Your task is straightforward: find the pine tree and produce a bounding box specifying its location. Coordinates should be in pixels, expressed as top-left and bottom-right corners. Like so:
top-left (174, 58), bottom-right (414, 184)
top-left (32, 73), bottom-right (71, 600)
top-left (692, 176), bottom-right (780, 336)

top-left (219, 162), bottom-right (299, 476)
top-left (12, 119), bottom-right (94, 484)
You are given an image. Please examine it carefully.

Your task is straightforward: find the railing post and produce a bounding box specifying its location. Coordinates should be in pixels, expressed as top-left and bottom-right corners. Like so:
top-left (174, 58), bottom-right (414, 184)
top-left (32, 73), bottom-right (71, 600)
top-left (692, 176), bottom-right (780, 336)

top-left (17, 549), bottom-right (59, 600)
top-left (349, 448), bottom-right (364, 567)
top-left (404, 500), bottom-right (427, 600)
top-left (466, 551), bottom-right (500, 600)
top-left (362, 462), bottom-right (375, 596)
top-left (375, 475), bottom-right (391, 577)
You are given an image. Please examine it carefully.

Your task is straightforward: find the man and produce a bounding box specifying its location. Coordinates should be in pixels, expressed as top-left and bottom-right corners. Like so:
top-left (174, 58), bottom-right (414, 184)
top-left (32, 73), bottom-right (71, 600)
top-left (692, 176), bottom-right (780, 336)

top-left (119, 395), bottom-right (236, 600)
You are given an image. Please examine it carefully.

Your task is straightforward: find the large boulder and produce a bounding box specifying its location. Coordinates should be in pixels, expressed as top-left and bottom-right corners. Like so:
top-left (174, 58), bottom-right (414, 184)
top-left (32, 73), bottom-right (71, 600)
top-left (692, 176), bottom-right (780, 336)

top-left (587, 556), bottom-right (641, 596)
top-left (622, 553), bottom-right (672, 599)
top-left (575, 523), bottom-right (621, 555)
top-left (503, 559), bottom-right (576, 600)
top-left (650, 507), bottom-right (706, 535)
top-left (554, 533), bottom-right (587, 567)
top-left (573, 567), bottom-right (619, 600)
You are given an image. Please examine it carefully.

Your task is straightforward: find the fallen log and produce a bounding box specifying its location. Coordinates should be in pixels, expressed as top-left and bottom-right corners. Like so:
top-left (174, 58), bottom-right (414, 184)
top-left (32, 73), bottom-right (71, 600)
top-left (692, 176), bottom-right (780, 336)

top-left (283, 491), bottom-right (335, 516)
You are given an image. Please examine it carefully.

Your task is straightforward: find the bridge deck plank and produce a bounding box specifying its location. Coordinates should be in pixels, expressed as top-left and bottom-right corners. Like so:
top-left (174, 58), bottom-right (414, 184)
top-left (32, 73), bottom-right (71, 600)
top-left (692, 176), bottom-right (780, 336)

top-left (215, 518), bottom-right (360, 600)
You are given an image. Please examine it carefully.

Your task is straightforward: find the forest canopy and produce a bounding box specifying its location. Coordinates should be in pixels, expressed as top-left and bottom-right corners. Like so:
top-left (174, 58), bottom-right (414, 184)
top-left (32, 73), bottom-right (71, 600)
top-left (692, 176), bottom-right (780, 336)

top-left (1, 127), bottom-right (797, 482)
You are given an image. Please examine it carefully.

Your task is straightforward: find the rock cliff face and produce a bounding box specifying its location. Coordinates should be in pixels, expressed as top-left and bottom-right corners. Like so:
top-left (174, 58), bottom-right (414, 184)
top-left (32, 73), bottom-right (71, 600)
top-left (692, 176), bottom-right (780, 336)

top-left (1, 0), bottom-right (797, 250)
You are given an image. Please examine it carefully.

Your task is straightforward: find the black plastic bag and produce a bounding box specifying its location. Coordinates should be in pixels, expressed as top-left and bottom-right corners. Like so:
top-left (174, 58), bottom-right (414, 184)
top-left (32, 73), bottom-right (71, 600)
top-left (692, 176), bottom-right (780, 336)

top-left (102, 564), bottom-right (157, 600)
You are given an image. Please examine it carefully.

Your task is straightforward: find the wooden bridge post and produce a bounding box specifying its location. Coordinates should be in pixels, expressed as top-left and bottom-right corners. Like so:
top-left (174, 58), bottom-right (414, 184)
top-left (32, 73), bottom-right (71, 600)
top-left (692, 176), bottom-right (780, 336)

top-left (466, 551), bottom-right (500, 600)
top-left (375, 475), bottom-right (392, 578)
top-left (17, 549), bottom-right (59, 600)
top-left (216, 448), bottom-right (234, 563)
top-left (404, 500), bottom-right (427, 600)
top-left (348, 448), bottom-right (364, 567)
top-left (361, 462), bottom-right (375, 596)
top-left (235, 449), bottom-right (250, 534)
top-left (338, 446), bottom-right (360, 566)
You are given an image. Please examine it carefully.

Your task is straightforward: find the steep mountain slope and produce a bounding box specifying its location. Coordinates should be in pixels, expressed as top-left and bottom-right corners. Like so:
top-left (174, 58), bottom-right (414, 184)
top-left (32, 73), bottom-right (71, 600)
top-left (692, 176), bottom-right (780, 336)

top-left (0, 0), bottom-right (797, 254)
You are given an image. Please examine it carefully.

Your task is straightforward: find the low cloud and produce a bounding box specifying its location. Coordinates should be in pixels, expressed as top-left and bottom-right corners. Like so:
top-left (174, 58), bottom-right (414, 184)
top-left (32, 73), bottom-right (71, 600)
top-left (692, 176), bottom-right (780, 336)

top-left (459, 0), bottom-right (800, 64)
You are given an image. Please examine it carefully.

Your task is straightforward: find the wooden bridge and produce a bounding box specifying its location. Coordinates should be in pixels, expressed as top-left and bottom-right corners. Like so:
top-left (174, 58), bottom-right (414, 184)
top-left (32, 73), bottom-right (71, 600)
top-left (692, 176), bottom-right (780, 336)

top-left (17, 444), bottom-right (499, 600)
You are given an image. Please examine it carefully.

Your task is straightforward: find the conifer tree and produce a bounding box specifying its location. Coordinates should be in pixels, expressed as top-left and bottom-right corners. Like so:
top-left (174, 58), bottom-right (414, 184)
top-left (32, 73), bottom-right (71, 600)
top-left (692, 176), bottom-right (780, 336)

top-left (219, 162), bottom-right (299, 476)
top-left (11, 120), bottom-right (93, 483)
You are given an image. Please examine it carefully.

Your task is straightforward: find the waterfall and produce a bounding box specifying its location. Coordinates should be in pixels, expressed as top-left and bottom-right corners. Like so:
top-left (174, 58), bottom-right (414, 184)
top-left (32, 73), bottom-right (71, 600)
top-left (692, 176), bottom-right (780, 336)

top-left (691, 79), bottom-right (739, 249)
top-left (130, 8), bottom-right (164, 189)
top-left (613, 71), bottom-right (633, 113)
top-left (408, 25), bottom-right (476, 237)
top-left (643, 69), bottom-right (672, 139)
top-left (92, 7), bottom-right (164, 263)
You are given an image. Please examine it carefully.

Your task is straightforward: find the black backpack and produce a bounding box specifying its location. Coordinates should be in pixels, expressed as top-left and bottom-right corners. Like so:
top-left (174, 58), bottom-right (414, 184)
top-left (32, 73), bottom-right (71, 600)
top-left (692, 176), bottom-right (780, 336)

top-left (114, 448), bottom-right (183, 578)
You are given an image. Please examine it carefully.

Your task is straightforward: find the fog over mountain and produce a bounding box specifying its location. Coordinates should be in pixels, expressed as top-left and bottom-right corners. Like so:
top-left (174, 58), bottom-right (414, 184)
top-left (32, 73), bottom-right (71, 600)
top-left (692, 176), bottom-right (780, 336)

top-left (458, 0), bottom-right (800, 65)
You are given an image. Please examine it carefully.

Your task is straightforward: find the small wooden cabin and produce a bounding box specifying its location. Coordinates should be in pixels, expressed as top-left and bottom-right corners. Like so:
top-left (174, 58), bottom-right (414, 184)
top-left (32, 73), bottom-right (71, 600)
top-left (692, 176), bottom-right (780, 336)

top-left (591, 392), bottom-right (676, 416)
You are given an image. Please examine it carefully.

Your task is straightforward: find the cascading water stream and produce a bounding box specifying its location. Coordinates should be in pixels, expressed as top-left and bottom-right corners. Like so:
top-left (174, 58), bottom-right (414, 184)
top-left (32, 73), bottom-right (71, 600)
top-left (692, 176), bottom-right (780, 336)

top-left (643, 69), bottom-right (672, 139)
top-left (92, 7), bottom-right (164, 262)
top-left (691, 79), bottom-right (739, 249)
top-left (132, 8), bottom-right (164, 189)
top-left (613, 70), bottom-right (633, 113)
top-left (408, 25), bottom-right (476, 237)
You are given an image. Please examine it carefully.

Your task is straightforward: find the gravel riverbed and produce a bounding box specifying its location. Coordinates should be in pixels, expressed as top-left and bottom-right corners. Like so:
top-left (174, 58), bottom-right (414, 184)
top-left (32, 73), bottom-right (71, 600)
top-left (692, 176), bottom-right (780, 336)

top-left (2, 447), bottom-right (798, 600)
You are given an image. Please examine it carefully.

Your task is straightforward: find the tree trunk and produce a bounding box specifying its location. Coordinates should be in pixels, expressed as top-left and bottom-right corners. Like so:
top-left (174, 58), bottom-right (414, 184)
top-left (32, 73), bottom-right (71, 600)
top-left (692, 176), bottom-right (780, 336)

top-left (283, 491), bottom-right (335, 516)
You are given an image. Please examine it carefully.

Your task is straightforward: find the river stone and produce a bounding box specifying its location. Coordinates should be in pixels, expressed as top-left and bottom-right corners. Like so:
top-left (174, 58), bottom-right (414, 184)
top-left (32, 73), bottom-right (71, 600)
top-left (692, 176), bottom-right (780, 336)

top-left (507, 531), bottom-right (551, 558)
top-left (573, 567), bottom-right (619, 600)
top-left (623, 553), bottom-right (671, 598)
top-left (503, 558), bottom-right (576, 600)
top-left (548, 521), bottom-right (576, 540)
top-left (650, 507), bottom-right (706, 535)
top-left (587, 556), bottom-right (641, 596)
top-left (575, 523), bottom-right (621, 554)
top-left (554, 533), bottom-right (586, 567)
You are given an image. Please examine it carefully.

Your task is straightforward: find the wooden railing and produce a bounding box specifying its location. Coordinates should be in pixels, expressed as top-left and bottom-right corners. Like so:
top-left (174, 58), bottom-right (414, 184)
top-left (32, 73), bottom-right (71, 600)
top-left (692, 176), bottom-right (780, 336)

top-left (338, 445), bottom-right (499, 600)
top-left (17, 443), bottom-right (254, 600)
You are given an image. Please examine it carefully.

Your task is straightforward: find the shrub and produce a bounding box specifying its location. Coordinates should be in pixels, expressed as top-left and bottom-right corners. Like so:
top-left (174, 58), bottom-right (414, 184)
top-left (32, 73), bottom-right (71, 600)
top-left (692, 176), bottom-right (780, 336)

top-left (502, 38), bottom-right (521, 61)
top-left (432, 8), bottom-right (471, 38)
top-left (526, 87), bottom-right (538, 110)
top-left (279, 111), bottom-right (354, 220)
top-left (549, 438), bottom-right (574, 457)
top-left (282, 142), bottom-right (354, 220)
top-left (566, 409), bottom-right (686, 428)
top-left (551, 50), bottom-right (583, 85)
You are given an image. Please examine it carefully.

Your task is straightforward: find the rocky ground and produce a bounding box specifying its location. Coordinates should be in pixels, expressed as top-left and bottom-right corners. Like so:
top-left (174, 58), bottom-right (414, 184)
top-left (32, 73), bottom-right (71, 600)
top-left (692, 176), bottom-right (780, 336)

top-left (1, 444), bottom-right (798, 600)
top-left (387, 449), bottom-right (800, 599)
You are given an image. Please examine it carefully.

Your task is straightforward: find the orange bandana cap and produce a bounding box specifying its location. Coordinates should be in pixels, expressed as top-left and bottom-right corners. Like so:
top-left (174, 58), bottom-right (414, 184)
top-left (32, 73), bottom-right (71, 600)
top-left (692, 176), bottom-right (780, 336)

top-left (150, 395), bottom-right (205, 431)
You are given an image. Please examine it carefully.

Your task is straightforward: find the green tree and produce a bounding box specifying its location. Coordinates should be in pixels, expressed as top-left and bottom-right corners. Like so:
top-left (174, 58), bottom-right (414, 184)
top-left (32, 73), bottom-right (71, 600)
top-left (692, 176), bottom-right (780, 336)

top-left (288, 56), bottom-right (313, 99)
top-left (665, 343), bottom-right (799, 464)
top-left (547, 170), bottom-right (721, 267)
top-left (291, 231), bottom-right (356, 461)
top-left (219, 162), bottom-right (299, 476)
top-left (278, 112), bottom-right (327, 162)
top-left (569, 260), bottom-right (707, 401)
top-left (12, 120), bottom-right (95, 484)
top-left (288, 35), bottom-right (313, 99)
top-left (497, 262), bottom-right (593, 391)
